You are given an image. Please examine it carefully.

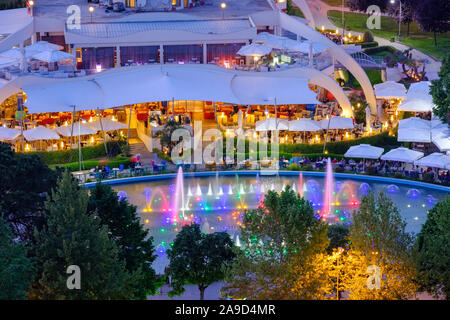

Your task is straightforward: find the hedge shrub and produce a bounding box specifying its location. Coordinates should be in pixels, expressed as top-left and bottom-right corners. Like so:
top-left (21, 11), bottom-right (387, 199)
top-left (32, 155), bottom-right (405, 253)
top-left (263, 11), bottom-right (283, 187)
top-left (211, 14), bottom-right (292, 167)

top-left (360, 41), bottom-right (378, 49)
top-left (19, 141), bottom-right (126, 165)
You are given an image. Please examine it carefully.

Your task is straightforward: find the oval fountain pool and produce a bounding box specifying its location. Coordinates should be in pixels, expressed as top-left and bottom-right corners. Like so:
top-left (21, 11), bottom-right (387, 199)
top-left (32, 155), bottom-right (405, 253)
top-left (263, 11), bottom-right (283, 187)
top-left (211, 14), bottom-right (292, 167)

top-left (104, 171), bottom-right (450, 273)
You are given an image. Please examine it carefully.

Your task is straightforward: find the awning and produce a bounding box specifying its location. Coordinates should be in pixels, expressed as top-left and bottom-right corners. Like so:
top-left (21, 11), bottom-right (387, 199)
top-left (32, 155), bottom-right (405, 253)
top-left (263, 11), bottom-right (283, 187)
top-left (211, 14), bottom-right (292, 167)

top-left (0, 127), bottom-right (20, 140)
top-left (414, 152), bottom-right (450, 169)
top-left (17, 65), bottom-right (319, 113)
top-left (85, 118), bottom-right (128, 132)
top-left (255, 118), bottom-right (289, 131)
top-left (380, 147), bottom-right (424, 163)
top-left (344, 144), bottom-right (384, 159)
top-left (288, 119), bottom-right (321, 131)
top-left (23, 126), bottom-right (60, 141)
top-left (320, 116), bottom-right (354, 130)
top-left (374, 81), bottom-right (407, 99)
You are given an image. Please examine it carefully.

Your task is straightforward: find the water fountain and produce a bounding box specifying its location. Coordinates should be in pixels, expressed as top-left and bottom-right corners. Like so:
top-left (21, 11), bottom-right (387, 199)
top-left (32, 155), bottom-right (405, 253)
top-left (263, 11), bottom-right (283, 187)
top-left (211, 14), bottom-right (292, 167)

top-left (299, 173), bottom-right (304, 198)
top-left (322, 158), bottom-right (334, 219)
top-left (143, 187), bottom-right (152, 212)
top-left (173, 167), bottom-right (185, 219)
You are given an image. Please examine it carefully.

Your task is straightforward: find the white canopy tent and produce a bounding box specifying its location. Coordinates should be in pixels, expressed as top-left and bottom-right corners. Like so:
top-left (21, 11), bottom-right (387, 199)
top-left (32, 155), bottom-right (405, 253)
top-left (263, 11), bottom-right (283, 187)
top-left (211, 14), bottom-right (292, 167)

top-left (255, 32), bottom-right (327, 54)
top-left (398, 117), bottom-right (431, 130)
top-left (320, 116), bottom-right (354, 130)
top-left (255, 118), bottom-right (289, 131)
top-left (0, 56), bottom-right (20, 69)
top-left (414, 152), bottom-right (450, 169)
top-left (431, 122), bottom-right (450, 152)
top-left (397, 81), bottom-right (435, 112)
top-left (345, 144), bottom-right (384, 159)
top-left (54, 124), bottom-right (97, 137)
top-left (236, 43), bottom-right (272, 57)
top-left (31, 50), bottom-right (75, 63)
top-left (85, 118), bottom-right (128, 132)
top-left (374, 81), bottom-right (407, 100)
top-left (26, 41), bottom-right (63, 52)
top-left (397, 117), bottom-right (431, 143)
top-left (0, 127), bottom-right (20, 140)
top-left (380, 147), bottom-right (424, 163)
top-left (23, 126), bottom-right (60, 141)
top-left (288, 118), bottom-right (321, 131)
top-left (0, 47), bottom-right (39, 60)
top-left (398, 128), bottom-right (431, 143)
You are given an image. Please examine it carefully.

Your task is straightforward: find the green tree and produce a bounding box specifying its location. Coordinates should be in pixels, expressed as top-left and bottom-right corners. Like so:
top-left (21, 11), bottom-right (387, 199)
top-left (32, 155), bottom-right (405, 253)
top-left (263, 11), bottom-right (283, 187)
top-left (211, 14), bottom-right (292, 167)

top-left (155, 119), bottom-right (181, 155)
top-left (223, 187), bottom-right (329, 299)
top-left (327, 223), bottom-right (349, 253)
top-left (0, 142), bottom-right (61, 243)
top-left (348, 193), bottom-right (418, 299)
top-left (88, 183), bottom-right (157, 298)
top-left (430, 52), bottom-right (450, 124)
top-left (32, 171), bottom-right (143, 299)
top-left (415, 196), bottom-right (450, 299)
top-left (167, 224), bottom-right (236, 300)
top-left (0, 216), bottom-right (34, 300)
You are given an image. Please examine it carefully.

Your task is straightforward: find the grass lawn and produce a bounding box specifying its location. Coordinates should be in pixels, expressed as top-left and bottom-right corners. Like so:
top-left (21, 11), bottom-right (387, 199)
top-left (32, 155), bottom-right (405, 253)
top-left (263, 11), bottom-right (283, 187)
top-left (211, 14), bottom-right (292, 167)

top-left (321, 0), bottom-right (348, 7)
top-left (287, 0), bottom-right (305, 18)
top-left (328, 10), bottom-right (450, 60)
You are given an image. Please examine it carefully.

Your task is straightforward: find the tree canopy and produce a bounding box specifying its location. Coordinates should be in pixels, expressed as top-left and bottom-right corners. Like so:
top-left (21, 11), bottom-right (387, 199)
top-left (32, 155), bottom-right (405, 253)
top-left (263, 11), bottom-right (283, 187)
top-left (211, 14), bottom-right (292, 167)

top-left (415, 196), bottom-right (450, 299)
top-left (430, 51), bottom-right (450, 124)
top-left (223, 187), bottom-right (329, 299)
top-left (167, 223), bottom-right (236, 300)
top-left (32, 171), bottom-right (143, 299)
top-left (0, 216), bottom-right (34, 300)
top-left (88, 183), bottom-right (158, 298)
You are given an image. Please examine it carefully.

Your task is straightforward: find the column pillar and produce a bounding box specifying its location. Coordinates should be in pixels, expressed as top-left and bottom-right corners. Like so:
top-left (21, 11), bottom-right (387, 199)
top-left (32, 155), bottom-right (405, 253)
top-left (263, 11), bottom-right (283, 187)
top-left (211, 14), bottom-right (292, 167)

top-left (203, 43), bottom-right (207, 64)
top-left (160, 44), bottom-right (164, 64)
top-left (116, 46), bottom-right (121, 67)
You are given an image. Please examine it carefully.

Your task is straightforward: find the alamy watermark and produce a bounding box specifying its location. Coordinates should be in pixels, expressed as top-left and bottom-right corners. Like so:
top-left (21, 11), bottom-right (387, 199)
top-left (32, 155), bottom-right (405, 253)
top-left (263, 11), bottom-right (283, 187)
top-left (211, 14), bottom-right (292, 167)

top-left (66, 265), bottom-right (81, 290)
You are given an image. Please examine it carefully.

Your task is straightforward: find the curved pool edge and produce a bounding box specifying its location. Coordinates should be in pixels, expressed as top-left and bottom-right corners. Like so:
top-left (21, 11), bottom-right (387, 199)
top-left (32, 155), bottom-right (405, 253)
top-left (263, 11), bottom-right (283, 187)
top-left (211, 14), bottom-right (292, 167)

top-left (83, 171), bottom-right (450, 193)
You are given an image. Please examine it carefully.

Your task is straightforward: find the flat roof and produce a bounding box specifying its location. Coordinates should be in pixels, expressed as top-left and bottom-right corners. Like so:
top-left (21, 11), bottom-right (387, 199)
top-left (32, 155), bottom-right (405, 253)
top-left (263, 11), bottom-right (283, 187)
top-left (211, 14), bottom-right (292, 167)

top-left (68, 18), bottom-right (253, 38)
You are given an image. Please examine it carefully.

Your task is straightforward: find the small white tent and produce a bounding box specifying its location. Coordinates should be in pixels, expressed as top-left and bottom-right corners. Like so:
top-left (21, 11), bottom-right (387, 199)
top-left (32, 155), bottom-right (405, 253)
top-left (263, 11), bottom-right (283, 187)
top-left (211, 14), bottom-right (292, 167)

top-left (380, 147), bottom-right (424, 163)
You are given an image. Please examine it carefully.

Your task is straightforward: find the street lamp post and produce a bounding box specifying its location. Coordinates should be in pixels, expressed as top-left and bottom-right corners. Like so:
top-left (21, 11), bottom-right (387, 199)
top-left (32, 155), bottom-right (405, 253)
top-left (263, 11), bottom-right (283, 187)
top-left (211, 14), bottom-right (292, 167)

top-left (89, 5), bottom-right (94, 23)
top-left (391, 0), bottom-right (402, 40)
top-left (221, 3), bottom-right (226, 20)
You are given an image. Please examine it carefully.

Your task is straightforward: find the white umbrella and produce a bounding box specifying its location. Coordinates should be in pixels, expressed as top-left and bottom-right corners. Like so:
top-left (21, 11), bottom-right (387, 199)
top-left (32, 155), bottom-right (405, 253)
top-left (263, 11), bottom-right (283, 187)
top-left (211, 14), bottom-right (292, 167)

top-left (414, 152), bottom-right (450, 169)
top-left (374, 81), bottom-right (407, 99)
top-left (27, 41), bottom-right (64, 52)
top-left (254, 32), bottom-right (327, 53)
top-left (0, 47), bottom-right (39, 60)
top-left (0, 56), bottom-right (20, 68)
top-left (0, 127), bottom-right (20, 140)
top-left (295, 40), bottom-right (328, 54)
top-left (345, 144), bottom-right (384, 159)
top-left (31, 50), bottom-right (75, 63)
top-left (288, 119), bottom-right (321, 131)
top-left (407, 81), bottom-right (431, 100)
top-left (320, 116), bottom-right (354, 130)
top-left (23, 126), bottom-right (60, 141)
top-left (54, 124), bottom-right (97, 137)
top-left (255, 118), bottom-right (289, 131)
top-left (86, 118), bottom-right (128, 132)
top-left (380, 147), bottom-right (424, 163)
top-left (237, 43), bottom-right (272, 57)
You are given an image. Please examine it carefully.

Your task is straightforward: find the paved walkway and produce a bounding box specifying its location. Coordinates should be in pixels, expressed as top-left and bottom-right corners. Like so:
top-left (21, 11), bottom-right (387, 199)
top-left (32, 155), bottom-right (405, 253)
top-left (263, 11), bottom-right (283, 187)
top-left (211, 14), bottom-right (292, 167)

top-left (299, 0), bottom-right (441, 79)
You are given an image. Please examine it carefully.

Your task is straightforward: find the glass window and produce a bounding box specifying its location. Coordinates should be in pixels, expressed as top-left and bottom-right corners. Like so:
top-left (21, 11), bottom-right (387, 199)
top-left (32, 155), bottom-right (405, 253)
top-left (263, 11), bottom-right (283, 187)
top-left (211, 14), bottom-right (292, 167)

top-left (120, 46), bottom-right (160, 66)
top-left (207, 43), bottom-right (245, 66)
top-left (81, 47), bottom-right (115, 70)
top-left (163, 44), bottom-right (203, 64)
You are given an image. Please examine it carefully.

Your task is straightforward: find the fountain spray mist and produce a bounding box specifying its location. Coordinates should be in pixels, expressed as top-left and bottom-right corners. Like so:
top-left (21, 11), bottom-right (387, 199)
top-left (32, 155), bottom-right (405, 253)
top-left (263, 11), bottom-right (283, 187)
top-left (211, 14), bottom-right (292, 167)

top-left (322, 158), bottom-right (334, 218)
top-left (174, 167), bottom-right (185, 219)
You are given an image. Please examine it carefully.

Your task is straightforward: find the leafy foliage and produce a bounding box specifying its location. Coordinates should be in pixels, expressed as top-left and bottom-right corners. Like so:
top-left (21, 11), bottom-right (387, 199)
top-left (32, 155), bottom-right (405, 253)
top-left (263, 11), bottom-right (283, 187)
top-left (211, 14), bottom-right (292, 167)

top-left (32, 171), bottom-right (143, 299)
top-left (88, 183), bottom-right (158, 298)
top-left (414, 0), bottom-right (450, 46)
top-left (347, 193), bottom-right (418, 299)
top-left (430, 51), bottom-right (450, 124)
top-left (0, 216), bottom-right (34, 300)
top-left (0, 142), bottom-right (61, 243)
top-left (223, 187), bottom-right (329, 299)
top-left (415, 196), bottom-right (450, 299)
top-left (167, 224), bottom-right (236, 300)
